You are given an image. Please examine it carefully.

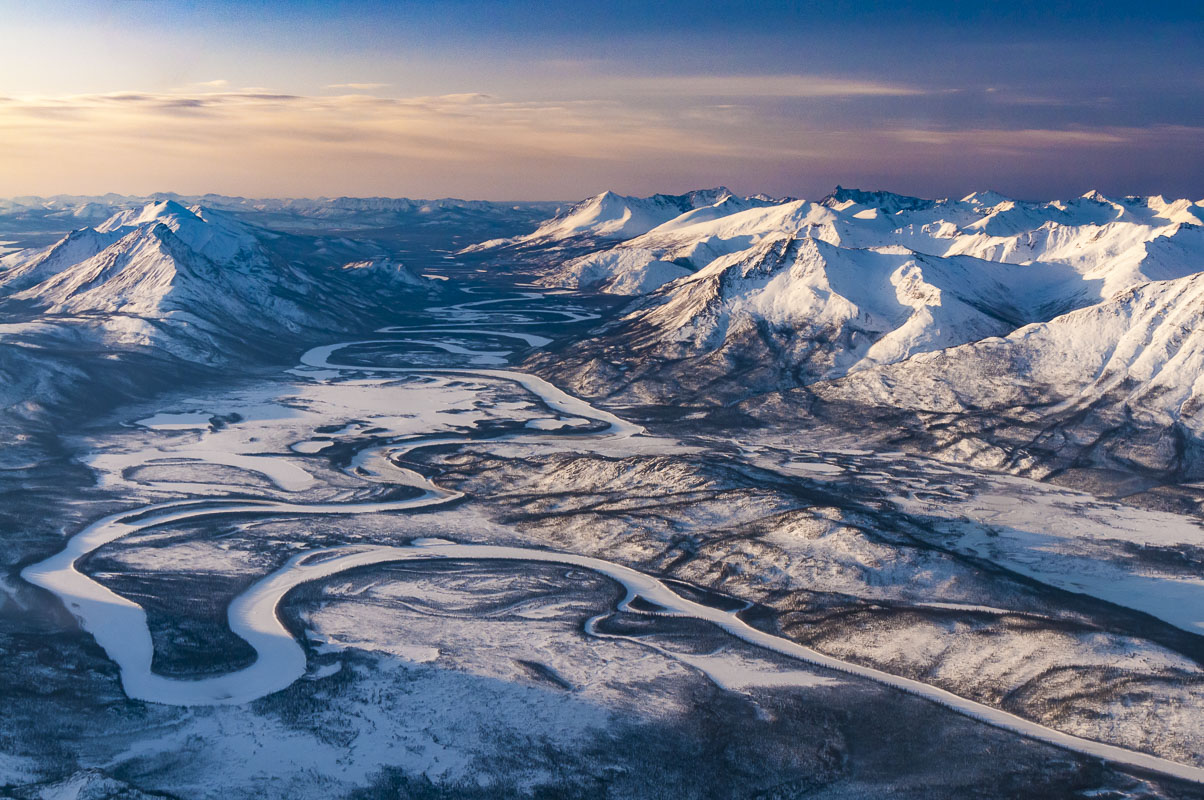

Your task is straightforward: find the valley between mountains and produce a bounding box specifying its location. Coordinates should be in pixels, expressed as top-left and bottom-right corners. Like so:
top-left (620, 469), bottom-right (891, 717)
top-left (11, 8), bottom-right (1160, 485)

top-left (0, 188), bottom-right (1202, 799)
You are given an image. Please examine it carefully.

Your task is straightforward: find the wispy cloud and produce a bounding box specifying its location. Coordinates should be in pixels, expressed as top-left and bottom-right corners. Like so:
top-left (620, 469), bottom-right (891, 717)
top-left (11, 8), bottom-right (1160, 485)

top-left (890, 127), bottom-right (1133, 148)
top-left (0, 88), bottom-right (1196, 198)
top-left (0, 90), bottom-right (755, 195)
top-left (178, 79), bottom-right (230, 90)
top-left (981, 87), bottom-right (1116, 108)
top-left (619, 74), bottom-right (926, 98)
top-left (326, 82), bottom-right (391, 91)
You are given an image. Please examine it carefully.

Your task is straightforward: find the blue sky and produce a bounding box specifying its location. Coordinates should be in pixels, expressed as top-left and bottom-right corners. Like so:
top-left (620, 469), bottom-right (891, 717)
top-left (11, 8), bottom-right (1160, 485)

top-left (0, 0), bottom-right (1200, 199)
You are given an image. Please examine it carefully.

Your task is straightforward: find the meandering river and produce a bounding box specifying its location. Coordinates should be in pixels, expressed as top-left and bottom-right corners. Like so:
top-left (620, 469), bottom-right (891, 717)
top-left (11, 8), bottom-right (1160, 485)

top-left (21, 293), bottom-right (1204, 785)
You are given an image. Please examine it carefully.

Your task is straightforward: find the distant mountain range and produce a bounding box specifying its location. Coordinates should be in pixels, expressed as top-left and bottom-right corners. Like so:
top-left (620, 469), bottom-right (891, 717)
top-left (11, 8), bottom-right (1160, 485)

top-left (463, 187), bottom-right (788, 254)
top-left (0, 198), bottom-right (455, 432)
top-left (0, 194), bottom-right (562, 248)
top-left (500, 186), bottom-right (1204, 486)
top-left (5, 185), bottom-right (1204, 487)
top-left (477, 186), bottom-right (1202, 298)
top-left (0, 200), bottom-right (439, 361)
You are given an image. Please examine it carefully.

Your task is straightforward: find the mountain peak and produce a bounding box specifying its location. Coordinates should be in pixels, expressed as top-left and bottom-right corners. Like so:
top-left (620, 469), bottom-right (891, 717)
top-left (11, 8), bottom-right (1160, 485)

top-left (960, 190), bottom-right (1012, 207)
top-left (339, 256), bottom-right (430, 288)
top-left (96, 199), bottom-right (199, 233)
top-left (823, 186), bottom-right (934, 213)
top-left (683, 186), bottom-right (735, 204)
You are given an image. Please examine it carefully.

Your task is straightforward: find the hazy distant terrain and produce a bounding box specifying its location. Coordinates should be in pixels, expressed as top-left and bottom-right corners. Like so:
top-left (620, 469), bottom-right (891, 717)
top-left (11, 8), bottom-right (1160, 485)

top-left (1, 190), bottom-right (1202, 799)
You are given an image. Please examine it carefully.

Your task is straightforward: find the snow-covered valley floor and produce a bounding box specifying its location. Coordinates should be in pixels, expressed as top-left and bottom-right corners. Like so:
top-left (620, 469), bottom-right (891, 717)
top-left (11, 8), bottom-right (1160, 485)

top-left (3, 287), bottom-right (1202, 799)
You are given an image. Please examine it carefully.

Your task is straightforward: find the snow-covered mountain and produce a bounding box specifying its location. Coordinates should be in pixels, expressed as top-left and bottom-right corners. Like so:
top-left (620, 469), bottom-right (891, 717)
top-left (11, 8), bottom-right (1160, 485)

top-left (534, 187), bottom-right (1204, 296)
top-left (794, 269), bottom-right (1204, 477)
top-left (615, 234), bottom-right (1085, 382)
top-left (528, 187), bottom-right (1204, 397)
top-left (823, 269), bottom-right (1204, 425)
top-left (549, 198), bottom-right (834, 294)
top-left (6, 186), bottom-right (1204, 483)
top-left (0, 201), bottom-right (434, 361)
top-left (337, 256), bottom-right (430, 289)
top-left (524, 187), bottom-right (1204, 479)
top-left (0, 194), bottom-right (560, 248)
top-left (463, 188), bottom-right (786, 253)
top-left (0, 197), bottom-right (451, 437)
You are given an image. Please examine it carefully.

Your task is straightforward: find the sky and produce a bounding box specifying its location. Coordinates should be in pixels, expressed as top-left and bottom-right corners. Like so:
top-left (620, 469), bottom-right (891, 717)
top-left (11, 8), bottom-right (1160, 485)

top-left (0, 0), bottom-right (1200, 200)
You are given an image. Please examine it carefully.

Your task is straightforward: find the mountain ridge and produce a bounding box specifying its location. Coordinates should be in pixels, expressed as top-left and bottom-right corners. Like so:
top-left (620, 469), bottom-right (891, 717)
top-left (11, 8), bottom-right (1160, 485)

top-left (511, 186), bottom-right (1204, 486)
top-left (0, 200), bottom-right (437, 362)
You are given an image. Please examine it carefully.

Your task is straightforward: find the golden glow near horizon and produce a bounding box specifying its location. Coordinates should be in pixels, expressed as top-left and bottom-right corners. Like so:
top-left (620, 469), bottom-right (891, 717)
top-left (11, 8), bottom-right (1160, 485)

top-left (1, 1), bottom-right (1200, 199)
top-left (3, 87), bottom-right (1197, 200)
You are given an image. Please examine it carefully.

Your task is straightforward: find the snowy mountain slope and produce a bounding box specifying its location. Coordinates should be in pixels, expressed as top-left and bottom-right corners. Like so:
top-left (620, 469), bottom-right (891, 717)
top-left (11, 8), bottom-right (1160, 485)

top-left (549, 199), bottom-right (835, 293)
top-left (337, 256), bottom-right (430, 288)
top-left (567, 235), bottom-right (1083, 393)
top-left (0, 227), bottom-right (130, 292)
top-left (0, 323), bottom-right (199, 425)
top-left (463, 188), bottom-right (783, 252)
top-left (526, 187), bottom-right (1204, 483)
top-left (532, 188), bottom-right (1204, 297)
top-left (532, 244), bottom-right (1076, 406)
top-left (821, 185), bottom-right (938, 215)
top-left (810, 270), bottom-right (1204, 435)
top-left (0, 201), bottom-right (434, 361)
top-left (729, 269), bottom-right (1204, 485)
top-left (941, 217), bottom-right (1204, 299)
top-left (10, 202), bottom-right (313, 323)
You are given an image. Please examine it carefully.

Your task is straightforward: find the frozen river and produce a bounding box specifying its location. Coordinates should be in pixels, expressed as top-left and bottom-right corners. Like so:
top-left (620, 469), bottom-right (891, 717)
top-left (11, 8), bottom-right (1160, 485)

top-left (20, 292), bottom-right (1204, 785)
